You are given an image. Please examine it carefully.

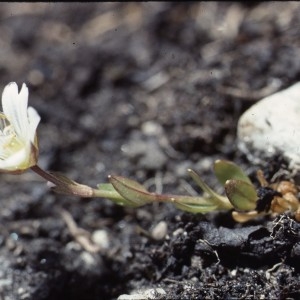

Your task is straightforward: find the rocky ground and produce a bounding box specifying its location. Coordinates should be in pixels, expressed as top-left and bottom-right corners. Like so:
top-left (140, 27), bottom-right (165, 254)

top-left (0, 2), bottom-right (300, 299)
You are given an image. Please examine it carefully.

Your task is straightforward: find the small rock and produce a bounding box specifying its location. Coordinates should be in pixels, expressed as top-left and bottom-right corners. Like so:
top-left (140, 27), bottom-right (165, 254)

top-left (80, 251), bottom-right (97, 268)
top-left (139, 140), bottom-right (167, 170)
top-left (144, 288), bottom-right (167, 299)
top-left (91, 230), bottom-right (110, 249)
top-left (151, 221), bottom-right (168, 240)
top-left (141, 121), bottom-right (163, 136)
top-left (238, 82), bottom-right (300, 170)
top-left (117, 288), bottom-right (166, 300)
top-left (172, 228), bottom-right (184, 236)
top-left (174, 160), bottom-right (192, 178)
top-left (195, 157), bottom-right (214, 171)
top-left (117, 294), bottom-right (147, 300)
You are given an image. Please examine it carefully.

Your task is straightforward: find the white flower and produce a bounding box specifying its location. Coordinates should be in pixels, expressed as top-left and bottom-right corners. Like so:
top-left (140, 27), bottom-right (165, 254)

top-left (0, 82), bottom-right (40, 173)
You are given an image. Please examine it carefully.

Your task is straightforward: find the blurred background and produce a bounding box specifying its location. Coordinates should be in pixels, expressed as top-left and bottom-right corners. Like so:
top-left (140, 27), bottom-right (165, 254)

top-left (1, 1), bottom-right (300, 212)
top-left (1, 2), bottom-right (300, 179)
top-left (1, 3), bottom-right (300, 299)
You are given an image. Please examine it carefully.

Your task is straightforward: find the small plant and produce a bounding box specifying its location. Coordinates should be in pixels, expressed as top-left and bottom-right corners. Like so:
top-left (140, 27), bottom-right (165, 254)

top-left (1, 82), bottom-right (300, 223)
top-left (108, 160), bottom-right (300, 222)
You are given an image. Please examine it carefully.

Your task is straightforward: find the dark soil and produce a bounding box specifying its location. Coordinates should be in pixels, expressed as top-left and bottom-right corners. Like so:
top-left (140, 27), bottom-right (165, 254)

top-left (0, 3), bottom-right (300, 299)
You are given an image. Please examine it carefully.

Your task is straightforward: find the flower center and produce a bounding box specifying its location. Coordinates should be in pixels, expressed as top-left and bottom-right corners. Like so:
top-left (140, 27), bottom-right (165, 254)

top-left (0, 113), bottom-right (25, 160)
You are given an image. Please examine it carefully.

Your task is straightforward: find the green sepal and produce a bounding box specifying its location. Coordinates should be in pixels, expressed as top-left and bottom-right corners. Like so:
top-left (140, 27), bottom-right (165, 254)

top-left (214, 160), bottom-right (252, 186)
top-left (225, 179), bottom-right (257, 211)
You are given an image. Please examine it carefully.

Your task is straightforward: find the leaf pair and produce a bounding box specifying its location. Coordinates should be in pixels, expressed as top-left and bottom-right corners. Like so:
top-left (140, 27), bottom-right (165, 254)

top-left (214, 160), bottom-right (258, 211)
top-left (104, 160), bottom-right (258, 214)
top-left (108, 175), bottom-right (220, 213)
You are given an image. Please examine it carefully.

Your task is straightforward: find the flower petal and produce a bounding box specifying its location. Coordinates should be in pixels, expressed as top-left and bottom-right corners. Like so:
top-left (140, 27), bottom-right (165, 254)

top-left (27, 106), bottom-right (41, 143)
top-left (0, 136), bottom-right (14, 159)
top-left (2, 82), bottom-right (29, 139)
top-left (0, 145), bottom-right (29, 172)
top-left (0, 83), bottom-right (40, 173)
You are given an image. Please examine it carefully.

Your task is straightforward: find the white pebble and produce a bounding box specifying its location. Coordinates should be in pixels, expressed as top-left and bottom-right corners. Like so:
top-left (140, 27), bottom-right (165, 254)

top-left (238, 82), bottom-right (300, 170)
top-left (117, 294), bottom-right (147, 300)
top-left (91, 230), bottom-right (110, 249)
top-left (144, 288), bottom-right (167, 299)
top-left (118, 288), bottom-right (166, 300)
top-left (151, 221), bottom-right (168, 240)
top-left (172, 228), bottom-right (184, 236)
top-left (80, 251), bottom-right (96, 267)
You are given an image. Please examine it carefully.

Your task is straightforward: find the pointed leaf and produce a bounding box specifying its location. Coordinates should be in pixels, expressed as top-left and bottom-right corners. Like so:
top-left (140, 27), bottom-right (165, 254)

top-left (225, 179), bottom-right (257, 211)
top-left (109, 176), bottom-right (148, 192)
top-left (188, 169), bottom-right (232, 209)
top-left (214, 160), bottom-right (252, 186)
top-left (96, 183), bottom-right (137, 207)
top-left (97, 183), bottom-right (118, 192)
top-left (172, 196), bottom-right (218, 213)
top-left (109, 175), bottom-right (157, 206)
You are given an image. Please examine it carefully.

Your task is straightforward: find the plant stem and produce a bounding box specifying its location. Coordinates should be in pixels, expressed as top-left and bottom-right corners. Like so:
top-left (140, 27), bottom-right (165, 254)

top-left (31, 164), bottom-right (62, 186)
top-left (31, 164), bottom-right (126, 202)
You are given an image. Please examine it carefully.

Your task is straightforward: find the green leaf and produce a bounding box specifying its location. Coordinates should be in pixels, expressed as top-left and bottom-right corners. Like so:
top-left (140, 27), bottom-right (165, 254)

top-left (188, 169), bottom-right (232, 209)
top-left (214, 160), bottom-right (252, 186)
top-left (109, 175), bottom-right (220, 212)
top-left (95, 183), bottom-right (135, 207)
top-left (173, 196), bottom-right (218, 213)
top-left (97, 183), bottom-right (119, 192)
top-left (109, 175), bottom-right (157, 207)
top-left (225, 179), bottom-right (257, 211)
